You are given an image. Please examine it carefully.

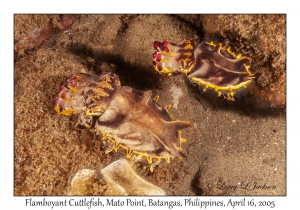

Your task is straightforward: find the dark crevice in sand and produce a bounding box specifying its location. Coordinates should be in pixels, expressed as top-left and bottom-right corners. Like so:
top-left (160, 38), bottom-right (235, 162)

top-left (65, 43), bottom-right (161, 91)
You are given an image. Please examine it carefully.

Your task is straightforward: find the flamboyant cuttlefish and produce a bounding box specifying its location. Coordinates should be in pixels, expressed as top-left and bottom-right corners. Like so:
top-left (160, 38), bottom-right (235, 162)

top-left (152, 39), bottom-right (255, 100)
top-left (54, 72), bottom-right (191, 171)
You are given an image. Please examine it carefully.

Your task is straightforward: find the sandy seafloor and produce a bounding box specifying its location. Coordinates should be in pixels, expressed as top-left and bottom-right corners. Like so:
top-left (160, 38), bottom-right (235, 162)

top-left (14, 14), bottom-right (286, 196)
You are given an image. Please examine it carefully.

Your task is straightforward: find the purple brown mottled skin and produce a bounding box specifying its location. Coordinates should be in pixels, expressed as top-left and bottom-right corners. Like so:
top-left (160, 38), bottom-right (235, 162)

top-left (60, 15), bottom-right (73, 31)
top-left (54, 72), bottom-right (191, 171)
top-left (153, 39), bottom-right (255, 100)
